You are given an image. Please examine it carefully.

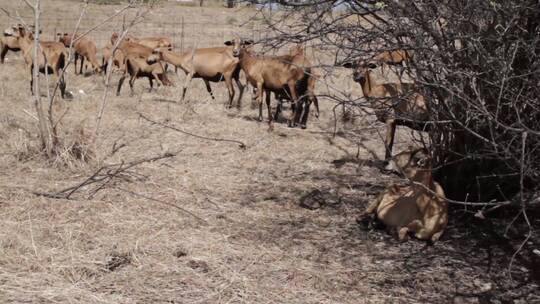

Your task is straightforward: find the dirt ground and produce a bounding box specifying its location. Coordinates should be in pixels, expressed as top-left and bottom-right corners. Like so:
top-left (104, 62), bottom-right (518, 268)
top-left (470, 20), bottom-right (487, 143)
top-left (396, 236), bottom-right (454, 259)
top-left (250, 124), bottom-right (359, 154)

top-left (0, 1), bottom-right (539, 303)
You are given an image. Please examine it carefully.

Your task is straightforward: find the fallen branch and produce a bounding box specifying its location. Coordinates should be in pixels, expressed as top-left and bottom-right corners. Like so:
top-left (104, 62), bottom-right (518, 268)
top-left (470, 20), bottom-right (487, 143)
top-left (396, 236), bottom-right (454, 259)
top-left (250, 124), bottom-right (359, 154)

top-left (138, 112), bottom-right (247, 149)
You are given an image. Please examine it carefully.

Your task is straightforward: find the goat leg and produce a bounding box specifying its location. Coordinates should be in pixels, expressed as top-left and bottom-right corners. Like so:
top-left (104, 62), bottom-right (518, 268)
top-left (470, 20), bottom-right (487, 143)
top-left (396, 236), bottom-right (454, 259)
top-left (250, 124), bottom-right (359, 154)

top-left (79, 55), bottom-right (85, 75)
top-left (384, 119), bottom-right (397, 161)
top-left (234, 77), bottom-right (244, 109)
top-left (286, 81), bottom-right (299, 127)
top-left (299, 99), bottom-right (311, 129)
top-left (129, 74), bottom-right (137, 97)
top-left (1, 47), bottom-right (7, 64)
top-left (148, 77), bottom-right (154, 93)
top-left (256, 83), bottom-right (264, 121)
top-left (224, 75), bottom-right (235, 108)
top-left (273, 96), bottom-right (282, 121)
top-left (203, 79), bottom-right (215, 100)
top-left (181, 72), bottom-right (194, 102)
top-left (29, 65), bottom-right (34, 95)
top-left (117, 75), bottom-right (127, 96)
top-left (265, 90), bottom-right (273, 131)
top-left (58, 69), bottom-right (66, 99)
top-left (397, 227), bottom-right (410, 242)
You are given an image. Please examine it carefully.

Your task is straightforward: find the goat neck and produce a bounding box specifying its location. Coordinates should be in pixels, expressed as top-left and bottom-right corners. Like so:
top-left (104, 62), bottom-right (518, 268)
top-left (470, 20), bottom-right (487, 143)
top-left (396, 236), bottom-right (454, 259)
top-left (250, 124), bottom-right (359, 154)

top-left (359, 69), bottom-right (373, 97)
top-left (408, 166), bottom-right (435, 188)
top-left (156, 49), bottom-right (178, 65)
top-left (237, 48), bottom-right (256, 70)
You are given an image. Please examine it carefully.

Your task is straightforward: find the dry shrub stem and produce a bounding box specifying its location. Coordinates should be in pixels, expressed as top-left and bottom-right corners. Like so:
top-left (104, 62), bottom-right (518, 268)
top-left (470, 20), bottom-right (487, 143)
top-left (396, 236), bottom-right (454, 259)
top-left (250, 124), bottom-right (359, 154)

top-left (94, 4), bottom-right (149, 140)
top-left (33, 151), bottom-right (178, 200)
top-left (255, 0), bottom-right (540, 275)
top-left (139, 112), bottom-right (248, 149)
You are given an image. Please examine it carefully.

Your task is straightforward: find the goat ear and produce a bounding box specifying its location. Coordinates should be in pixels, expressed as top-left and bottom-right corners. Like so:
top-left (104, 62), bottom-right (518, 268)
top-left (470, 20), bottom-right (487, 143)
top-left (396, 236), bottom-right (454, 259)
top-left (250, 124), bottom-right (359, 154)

top-left (224, 40), bottom-right (233, 46)
top-left (342, 62), bottom-right (355, 69)
top-left (417, 156), bottom-right (429, 167)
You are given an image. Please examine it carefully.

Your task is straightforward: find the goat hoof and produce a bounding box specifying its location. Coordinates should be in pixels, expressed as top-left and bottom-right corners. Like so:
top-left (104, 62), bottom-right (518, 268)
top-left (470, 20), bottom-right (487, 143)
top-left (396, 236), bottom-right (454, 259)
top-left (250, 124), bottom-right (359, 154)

top-left (300, 124), bottom-right (307, 129)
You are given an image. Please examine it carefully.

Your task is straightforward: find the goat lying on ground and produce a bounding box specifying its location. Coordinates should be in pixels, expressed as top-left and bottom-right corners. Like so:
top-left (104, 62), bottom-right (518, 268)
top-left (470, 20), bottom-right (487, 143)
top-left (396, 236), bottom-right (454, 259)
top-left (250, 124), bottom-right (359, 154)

top-left (116, 53), bottom-right (172, 96)
top-left (360, 148), bottom-right (448, 242)
top-left (57, 33), bottom-right (101, 74)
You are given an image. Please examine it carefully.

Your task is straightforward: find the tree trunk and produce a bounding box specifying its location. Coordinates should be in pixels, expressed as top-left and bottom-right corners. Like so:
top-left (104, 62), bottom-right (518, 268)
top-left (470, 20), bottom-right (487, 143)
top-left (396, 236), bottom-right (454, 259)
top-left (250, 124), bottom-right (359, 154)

top-left (31, 0), bottom-right (56, 158)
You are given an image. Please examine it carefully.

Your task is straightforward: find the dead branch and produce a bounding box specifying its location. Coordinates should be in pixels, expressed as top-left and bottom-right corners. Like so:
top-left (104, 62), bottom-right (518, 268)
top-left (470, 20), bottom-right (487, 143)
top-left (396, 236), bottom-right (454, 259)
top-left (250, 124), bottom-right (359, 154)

top-left (138, 113), bottom-right (247, 149)
top-left (113, 186), bottom-right (207, 224)
top-left (33, 151), bottom-right (178, 200)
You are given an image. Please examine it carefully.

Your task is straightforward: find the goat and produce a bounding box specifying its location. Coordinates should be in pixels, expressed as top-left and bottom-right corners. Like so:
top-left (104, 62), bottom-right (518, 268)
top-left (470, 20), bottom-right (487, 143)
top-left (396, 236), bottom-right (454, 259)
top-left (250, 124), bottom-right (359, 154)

top-left (110, 32), bottom-right (154, 61)
top-left (13, 25), bottom-right (67, 98)
top-left (343, 60), bottom-right (429, 161)
top-left (101, 43), bottom-right (125, 73)
top-left (152, 44), bottom-right (245, 106)
top-left (373, 50), bottom-right (412, 66)
top-left (126, 35), bottom-right (172, 50)
top-left (234, 39), bottom-right (315, 129)
top-left (57, 33), bottom-right (101, 74)
top-left (362, 148), bottom-right (448, 242)
top-left (116, 53), bottom-right (172, 96)
top-left (260, 45), bottom-right (320, 129)
top-left (111, 32), bottom-right (169, 93)
top-left (373, 50), bottom-right (413, 77)
top-left (1, 27), bottom-right (20, 63)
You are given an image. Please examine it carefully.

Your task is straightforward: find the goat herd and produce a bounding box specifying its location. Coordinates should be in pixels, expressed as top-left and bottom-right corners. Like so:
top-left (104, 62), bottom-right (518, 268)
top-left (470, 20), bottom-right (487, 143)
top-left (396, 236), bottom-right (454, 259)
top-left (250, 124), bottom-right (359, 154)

top-left (1, 23), bottom-right (448, 243)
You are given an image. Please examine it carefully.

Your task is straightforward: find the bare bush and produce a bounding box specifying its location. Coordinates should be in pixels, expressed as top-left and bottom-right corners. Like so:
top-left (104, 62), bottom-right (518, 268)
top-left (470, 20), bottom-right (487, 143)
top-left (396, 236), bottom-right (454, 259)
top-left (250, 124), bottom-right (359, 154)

top-left (253, 1), bottom-right (540, 209)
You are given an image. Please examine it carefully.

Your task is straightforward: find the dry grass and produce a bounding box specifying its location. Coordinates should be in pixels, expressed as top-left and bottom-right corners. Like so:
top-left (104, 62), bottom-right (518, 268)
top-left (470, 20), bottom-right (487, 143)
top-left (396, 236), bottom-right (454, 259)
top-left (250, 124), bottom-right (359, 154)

top-left (0, 1), bottom-right (538, 303)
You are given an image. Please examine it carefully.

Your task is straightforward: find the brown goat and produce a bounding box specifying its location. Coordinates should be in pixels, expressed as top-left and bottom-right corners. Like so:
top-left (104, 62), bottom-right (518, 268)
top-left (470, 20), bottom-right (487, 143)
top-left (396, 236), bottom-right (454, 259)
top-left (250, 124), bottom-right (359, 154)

top-left (373, 50), bottom-right (412, 65)
top-left (126, 35), bottom-right (172, 50)
top-left (152, 45), bottom-right (245, 105)
top-left (1, 28), bottom-right (20, 63)
top-left (261, 45), bottom-right (320, 129)
top-left (234, 40), bottom-right (314, 129)
top-left (361, 148), bottom-right (448, 242)
top-left (373, 50), bottom-right (413, 77)
top-left (101, 43), bottom-right (125, 73)
top-left (111, 32), bottom-right (153, 59)
top-left (344, 60), bottom-right (429, 161)
top-left (116, 53), bottom-right (172, 96)
top-left (57, 33), bottom-right (101, 74)
top-left (13, 25), bottom-right (67, 98)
